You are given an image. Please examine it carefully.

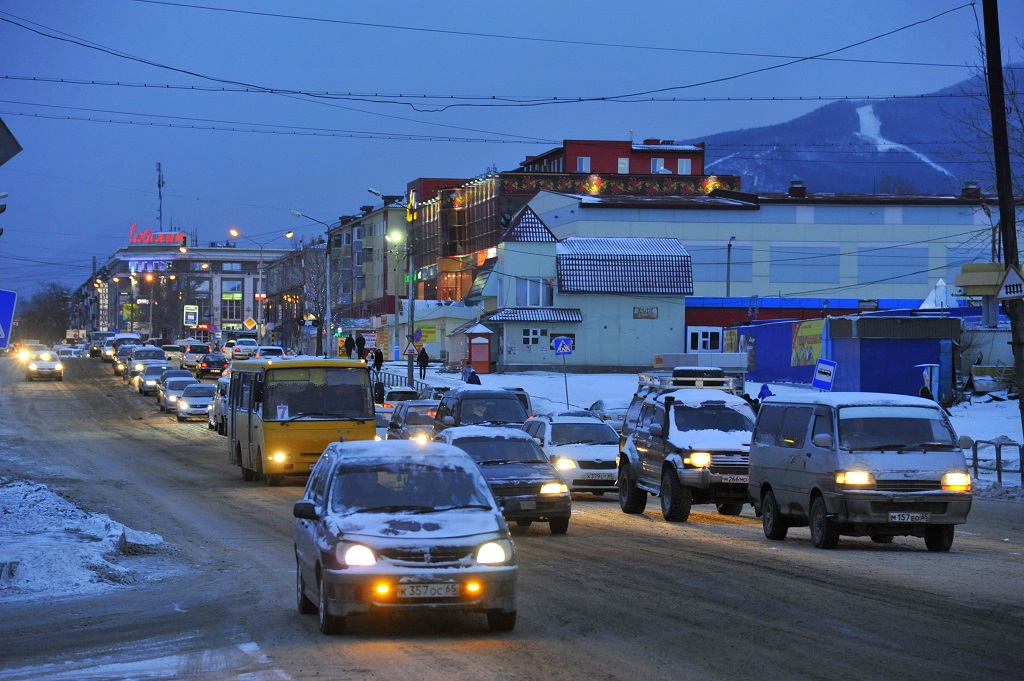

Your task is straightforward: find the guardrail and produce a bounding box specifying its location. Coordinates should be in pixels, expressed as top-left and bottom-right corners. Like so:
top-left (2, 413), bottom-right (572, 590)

top-left (969, 438), bottom-right (1024, 486)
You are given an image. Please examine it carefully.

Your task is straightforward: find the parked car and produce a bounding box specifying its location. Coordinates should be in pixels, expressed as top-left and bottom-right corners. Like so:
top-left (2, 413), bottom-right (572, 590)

top-left (158, 376), bottom-right (200, 412)
top-left (175, 382), bottom-right (217, 422)
top-left (748, 392), bottom-right (973, 551)
top-left (227, 337), bottom-right (259, 360)
top-left (253, 345), bottom-right (286, 359)
top-left (25, 351), bottom-right (63, 381)
top-left (209, 376), bottom-right (230, 433)
top-left (137, 363), bottom-right (173, 395)
top-left (180, 342), bottom-right (213, 368)
top-left (435, 426), bottom-right (571, 534)
top-left (195, 353), bottom-right (228, 379)
top-left (432, 387), bottom-right (530, 436)
top-left (587, 397), bottom-right (632, 432)
top-left (522, 412), bottom-right (620, 495)
top-left (386, 399), bottom-right (440, 443)
top-left (293, 440), bottom-right (518, 634)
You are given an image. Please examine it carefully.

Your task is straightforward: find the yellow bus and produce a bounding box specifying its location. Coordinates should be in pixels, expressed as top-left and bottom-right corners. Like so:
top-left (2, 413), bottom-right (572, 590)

top-left (227, 357), bottom-right (376, 485)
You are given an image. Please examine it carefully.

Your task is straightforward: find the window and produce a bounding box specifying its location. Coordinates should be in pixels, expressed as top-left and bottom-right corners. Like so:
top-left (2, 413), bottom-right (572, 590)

top-left (576, 156), bottom-right (591, 173)
top-left (688, 327), bottom-right (722, 352)
top-left (779, 407), bottom-right (813, 448)
top-left (516, 278), bottom-right (553, 307)
top-left (222, 262), bottom-right (241, 272)
top-left (651, 158), bottom-right (665, 173)
top-left (522, 328), bottom-right (547, 345)
top-left (617, 157), bottom-right (629, 174)
top-left (221, 279), bottom-right (243, 321)
top-left (678, 158), bottom-right (692, 175)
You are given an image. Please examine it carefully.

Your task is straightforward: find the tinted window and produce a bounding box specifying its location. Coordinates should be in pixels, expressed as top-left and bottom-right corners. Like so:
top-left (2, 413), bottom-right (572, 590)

top-left (837, 405), bottom-right (957, 450)
top-left (451, 437), bottom-right (547, 463)
top-left (753, 405), bottom-right (785, 446)
top-left (779, 406), bottom-right (813, 448)
top-left (672, 403), bottom-right (755, 433)
top-left (459, 397), bottom-right (528, 424)
top-left (182, 384), bottom-right (216, 397)
top-left (167, 379), bottom-right (197, 390)
top-left (188, 344), bottom-right (212, 354)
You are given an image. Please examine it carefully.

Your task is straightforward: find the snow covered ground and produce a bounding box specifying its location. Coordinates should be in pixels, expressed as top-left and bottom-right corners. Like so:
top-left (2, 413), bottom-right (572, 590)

top-left (2, 367), bottom-right (1022, 604)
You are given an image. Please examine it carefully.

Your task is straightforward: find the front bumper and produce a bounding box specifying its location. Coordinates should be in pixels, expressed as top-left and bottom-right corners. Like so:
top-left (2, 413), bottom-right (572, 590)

top-left (28, 369), bottom-right (63, 379)
top-left (494, 493), bottom-right (571, 522)
top-left (830, 490), bottom-right (973, 526)
top-left (177, 406), bottom-right (211, 419)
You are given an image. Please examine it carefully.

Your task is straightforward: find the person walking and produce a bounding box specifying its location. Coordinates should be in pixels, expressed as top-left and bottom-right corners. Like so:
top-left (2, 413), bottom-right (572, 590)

top-left (373, 347), bottom-right (384, 374)
top-left (461, 360), bottom-right (472, 383)
top-left (466, 369), bottom-right (481, 385)
top-left (417, 347), bottom-right (429, 380)
top-left (344, 334), bottom-right (355, 359)
top-left (355, 334), bottom-right (366, 359)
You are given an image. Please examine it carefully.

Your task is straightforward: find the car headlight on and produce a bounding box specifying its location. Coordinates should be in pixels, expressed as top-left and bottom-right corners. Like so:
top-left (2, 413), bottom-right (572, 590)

top-left (685, 451), bottom-right (712, 468)
top-left (54, 363), bottom-right (63, 371)
top-left (178, 400), bottom-right (189, 410)
top-left (134, 363), bottom-right (144, 371)
top-left (270, 452), bottom-right (288, 463)
top-left (168, 395), bottom-right (179, 403)
top-left (476, 539), bottom-right (513, 564)
top-left (836, 470), bottom-right (875, 486)
top-left (342, 544), bottom-right (376, 567)
top-left (412, 432), bottom-right (429, 445)
top-left (941, 472), bottom-right (972, 492)
top-left (374, 434), bottom-right (383, 441)
top-left (553, 457), bottom-right (577, 470)
top-left (28, 362), bottom-right (38, 370)
top-left (540, 482), bottom-right (569, 495)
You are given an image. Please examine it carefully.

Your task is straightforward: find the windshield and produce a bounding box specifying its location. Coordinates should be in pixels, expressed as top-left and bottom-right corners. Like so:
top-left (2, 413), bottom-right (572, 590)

top-left (264, 366), bottom-right (373, 420)
top-left (182, 384), bottom-right (216, 397)
top-left (451, 437), bottom-right (547, 464)
top-left (550, 422), bottom-right (619, 445)
top-left (672, 403), bottom-right (755, 433)
top-left (329, 462), bottom-right (492, 514)
top-left (838, 405), bottom-right (957, 451)
top-left (459, 397), bottom-right (528, 425)
top-left (35, 352), bottom-right (57, 361)
top-left (167, 379), bottom-right (196, 390)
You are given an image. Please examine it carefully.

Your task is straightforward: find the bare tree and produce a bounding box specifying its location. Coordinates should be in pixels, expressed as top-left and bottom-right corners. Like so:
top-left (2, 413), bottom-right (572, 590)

top-left (17, 283), bottom-right (71, 344)
top-left (299, 241), bottom-right (328, 355)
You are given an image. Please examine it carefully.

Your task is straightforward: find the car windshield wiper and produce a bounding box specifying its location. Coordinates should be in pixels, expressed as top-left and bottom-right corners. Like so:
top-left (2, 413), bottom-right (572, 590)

top-left (852, 443), bottom-right (913, 452)
top-left (434, 504), bottom-right (493, 511)
top-left (477, 459), bottom-right (514, 465)
top-left (282, 412), bottom-right (334, 422)
top-left (557, 439), bottom-right (599, 446)
top-left (914, 442), bottom-right (958, 451)
top-left (355, 505), bottom-right (437, 514)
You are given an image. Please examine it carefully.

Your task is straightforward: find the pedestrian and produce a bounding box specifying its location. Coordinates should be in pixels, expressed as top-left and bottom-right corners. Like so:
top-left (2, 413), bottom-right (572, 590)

top-left (417, 347), bottom-right (429, 380)
top-left (373, 347), bottom-right (384, 374)
top-left (757, 383), bottom-right (774, 400)
top-left (919, 384), bottom-right (934, 401)
top-left (466, 369), bottom-right (481, 385)
top-left (344, 333), bottom-right (355, 359)
top-left (461, 360), bottom-right (472, 383)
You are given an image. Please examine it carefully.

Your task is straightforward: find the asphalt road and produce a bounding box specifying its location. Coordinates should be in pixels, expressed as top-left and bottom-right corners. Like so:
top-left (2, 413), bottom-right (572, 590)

top-left (1, 357), bottom-right (1022, 680)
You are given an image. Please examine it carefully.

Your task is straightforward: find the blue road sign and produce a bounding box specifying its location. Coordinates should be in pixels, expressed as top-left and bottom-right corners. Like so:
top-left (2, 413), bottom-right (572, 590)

top-left (0, 289), bottom-right (17, 349)
top-left (553, 336), bottom-right (573, 356)
top-left (812, 358), bottom-right (837, 391)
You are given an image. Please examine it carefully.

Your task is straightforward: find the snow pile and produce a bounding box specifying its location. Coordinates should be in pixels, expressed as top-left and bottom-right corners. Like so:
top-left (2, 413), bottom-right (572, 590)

top-left (0, 478), bottom-right (164, 601)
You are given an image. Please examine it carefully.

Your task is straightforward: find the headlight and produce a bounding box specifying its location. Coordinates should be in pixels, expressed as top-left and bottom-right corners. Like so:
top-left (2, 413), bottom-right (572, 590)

top-left (178, 400), bottom-right (189, 410)
top-left (145, 379), bottom-right (157, 385)
top-left (476, 540), bottom-right (512, 564)
top-left (540, 482), bottom-right (569, 495)
top-left (685, 451), bottom-right (712, 468)
top-left (374, 434), bottom-right (383, 441)
top-left (54, 363), bottom-right (63, 371)
top-left (553, 457), bottom-right (577, 470)
top-left (28, 362), bottom-right (38, 370)
top-left (342, 544), bottom-right (376, 566)
top-left (168, 395), bottom-right (178, 402)
top-left (836, 470), bottom-right (875, 486)
top-left (942, 472), bottom-right (972, 492)
top-left (134, 363), bottom-right (144, 371)
top-left (412, 432), bottom-right (429, 444)
top-left (270, 452), bottom-right (288, 463)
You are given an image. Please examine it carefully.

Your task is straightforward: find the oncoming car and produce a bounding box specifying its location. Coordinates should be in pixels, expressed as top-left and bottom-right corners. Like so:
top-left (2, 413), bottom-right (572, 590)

top-left (26, 351), bottom-right (63, 381)
top-left (293, 440), bottom-right (518, 635)
top-left (176, 383), bottom-right (217, 422)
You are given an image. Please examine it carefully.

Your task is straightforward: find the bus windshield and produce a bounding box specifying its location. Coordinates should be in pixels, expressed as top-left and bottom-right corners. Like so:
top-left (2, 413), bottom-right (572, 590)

top-left (264, 366), bottom-right (373, 420)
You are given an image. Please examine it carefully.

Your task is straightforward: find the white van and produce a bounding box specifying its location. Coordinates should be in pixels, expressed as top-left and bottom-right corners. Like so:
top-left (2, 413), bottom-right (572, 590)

top-left (748, 392), bottom-right (973, 552)
top-left (181, 341), bottom-right (213, 368)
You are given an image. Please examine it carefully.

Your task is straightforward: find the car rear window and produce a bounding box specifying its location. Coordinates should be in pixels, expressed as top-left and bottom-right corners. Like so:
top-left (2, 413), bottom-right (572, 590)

top-left (167, 379), bottom-right (197, 390)
top-left (187, 344), bottom-right (212, 354)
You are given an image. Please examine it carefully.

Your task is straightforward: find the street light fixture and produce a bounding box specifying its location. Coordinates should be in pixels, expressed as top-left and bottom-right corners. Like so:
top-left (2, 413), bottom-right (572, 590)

top-left (290, 211), bottom-right (334, 357)
top-left (228, 228), bottom-right (294, 345)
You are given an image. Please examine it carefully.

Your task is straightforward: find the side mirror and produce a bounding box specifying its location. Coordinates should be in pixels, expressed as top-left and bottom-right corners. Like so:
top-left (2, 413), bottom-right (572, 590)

top-left (534, 437), bottom-right (544, 447)
top-left (443, 415), bottom-right (455, 426)
top-left (292, 499), bottom-right (319, 520)
top-left (388, 422), bottom-right (400, 430)
top-left (812, 433), bottom-right (834, 449)
top-left (958, 434), bottom-right (974, 450)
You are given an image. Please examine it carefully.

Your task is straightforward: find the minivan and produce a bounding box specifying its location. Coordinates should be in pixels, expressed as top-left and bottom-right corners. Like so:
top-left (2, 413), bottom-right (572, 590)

top-left (181, 342), bottom-right (213, 368)
top-left (748, 392), bottom-right (973, 552)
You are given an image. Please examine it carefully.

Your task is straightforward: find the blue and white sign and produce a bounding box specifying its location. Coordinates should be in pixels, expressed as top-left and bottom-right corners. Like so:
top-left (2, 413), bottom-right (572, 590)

top-left (553, 336), bottom-right (573, 356)
top-left (0, 289), bottom-right (17, 350)
top-left (812, 358), bottom-right (837, 391)
top-left (183, 305), bottom-right (199, 328)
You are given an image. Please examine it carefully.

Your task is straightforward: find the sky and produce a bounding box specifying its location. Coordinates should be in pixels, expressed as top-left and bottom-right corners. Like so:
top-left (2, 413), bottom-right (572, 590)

top-left (1, 0), bottom-right (1024, 300)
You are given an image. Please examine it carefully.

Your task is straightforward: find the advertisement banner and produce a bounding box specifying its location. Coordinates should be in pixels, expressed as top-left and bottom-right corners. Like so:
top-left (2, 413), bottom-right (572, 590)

top-left (791, 319), bottom-right (823, 366)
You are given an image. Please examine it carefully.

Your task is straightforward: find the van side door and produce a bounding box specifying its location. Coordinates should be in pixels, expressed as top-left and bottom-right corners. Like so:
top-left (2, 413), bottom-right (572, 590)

top-left (798, 407), bottom-right (837, 516)
top-left (774, 406), bottom-right (815, 513)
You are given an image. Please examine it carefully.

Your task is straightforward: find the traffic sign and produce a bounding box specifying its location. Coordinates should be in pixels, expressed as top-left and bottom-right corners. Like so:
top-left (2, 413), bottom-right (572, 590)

top-left (995, 265), bottom-right (1024, 300)
top-left (812, 358), bottom-right (837, 391)
top-left (243, 317), bottom-right (257, 330)
top-left (403, 341), bottom-right (419, 357)
top-left (553, 336), bottom-right (573, 356)
top-left (183, 305), bottom-right (199, 328)
top-left (0, 289), bottom-right (16, 349)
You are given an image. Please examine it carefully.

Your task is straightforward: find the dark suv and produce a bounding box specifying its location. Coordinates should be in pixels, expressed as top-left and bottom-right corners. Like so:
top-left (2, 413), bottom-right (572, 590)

top-left (432, 387), bottom-right (530, 435)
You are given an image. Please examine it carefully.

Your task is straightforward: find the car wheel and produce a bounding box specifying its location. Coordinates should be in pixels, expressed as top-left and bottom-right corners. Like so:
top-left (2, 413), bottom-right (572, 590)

top-left (549, 517), bottom-right (569, 535)
top-left (57, 376), bottom-right (63, 381)
top-left (318, 575), bottom-right (345, 635)
top-left (240, 465), bottom-right (255, 482)
top-left (660, 468), bottom-right (692, 522)
top-left (761, 490), bottom-right (789, 540)
top-left (924, 525), bottom-right (955, 552)
top-left (618, 464), bottom-right (647, 514)
top-left (25, 375), bottom-right (32, 381)
top-left (716, 502), bottom-right (744, 516)
top-left (486, 609), bottom-right (517, 632)
top-left (810, 497), bottom-right (840, 549)
top-left (296, 557), bottom-right (316, 615)
top-left (208, 419), bottom-right (215, 430)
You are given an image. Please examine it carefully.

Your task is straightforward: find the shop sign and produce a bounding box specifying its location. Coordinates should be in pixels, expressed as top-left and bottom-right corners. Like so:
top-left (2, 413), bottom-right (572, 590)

top-left (129, 223), bottom-right (186, 245)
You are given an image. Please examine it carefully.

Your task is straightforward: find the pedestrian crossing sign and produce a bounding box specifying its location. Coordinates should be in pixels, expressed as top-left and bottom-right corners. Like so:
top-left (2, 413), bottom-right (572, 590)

top-left (403, 341), bottom-right (419, 357)
top-left (553, 336), bottom-right (573, 356)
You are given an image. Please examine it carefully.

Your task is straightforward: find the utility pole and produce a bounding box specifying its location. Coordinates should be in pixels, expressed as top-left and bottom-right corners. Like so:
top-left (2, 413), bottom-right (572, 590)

top-left (405, 191), bottom-right (418, 386)
top-left (982, 0), bottom-right (1024, 429)
top-left (156, 163), bottom-right (165, 232)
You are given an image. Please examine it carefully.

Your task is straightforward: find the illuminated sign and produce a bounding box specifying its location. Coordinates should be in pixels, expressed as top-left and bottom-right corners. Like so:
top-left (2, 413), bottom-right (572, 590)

top-left (129, 223), bottom-right (186, 245)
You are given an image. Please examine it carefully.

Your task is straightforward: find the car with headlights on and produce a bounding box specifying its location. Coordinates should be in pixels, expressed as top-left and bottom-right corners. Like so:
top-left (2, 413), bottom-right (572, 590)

top-left (112, 344), bottom-right (138, 376)
top-left (25, 351), bottom-right (63, 381)
top-left (125, 346), bottom-right (166, 383)
top-left (158, 376), bottom-right (200, 412)
top-left (522, 412), bottom-right (620, 496)
top-left (434, 426), bottom-right (571, 534)
top-left (293, 440), bottom-right (518, 635)
top-left (386, 399), bottom-right (440, 443)
top-left (137, 363), bottom-right (173, 395)
top-left (175, 382), bottom-right (217, 422)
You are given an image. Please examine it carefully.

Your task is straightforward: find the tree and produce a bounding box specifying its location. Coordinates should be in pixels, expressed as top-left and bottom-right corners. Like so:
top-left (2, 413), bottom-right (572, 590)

top-left (18, 283), bottom-right (71, 344)
top-left (298, 241), bottom-right (329, 355)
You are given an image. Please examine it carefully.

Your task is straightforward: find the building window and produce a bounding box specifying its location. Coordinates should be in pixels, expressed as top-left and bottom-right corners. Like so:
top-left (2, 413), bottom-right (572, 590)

top-left (222, 262), bottom-right (241, 272)
top-left (221, 279), bottom-right (243, 320)
top-left (678, 158), bottom-right (692, 174)
top-left (343, 233), bottom-right (352, 245)
top-left (687, 327), bottom-right (722, 352)
top-left (516, 278), bottom-right (554, 307)
top-left (651, 158), bottom-right (666, 173)
top-left (617, 157), bottom-right (629, 174)
top-left (576, 156), bottom-right (591, 173)
top-left (522, 328), bottom-right (547, 345)
top-left (354, 226), bottom-right (363, 240)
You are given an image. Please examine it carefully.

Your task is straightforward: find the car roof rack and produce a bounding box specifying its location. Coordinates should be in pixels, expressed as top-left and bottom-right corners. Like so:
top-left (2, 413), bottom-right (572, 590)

top-left (636, 372), bottom-right (737, 393)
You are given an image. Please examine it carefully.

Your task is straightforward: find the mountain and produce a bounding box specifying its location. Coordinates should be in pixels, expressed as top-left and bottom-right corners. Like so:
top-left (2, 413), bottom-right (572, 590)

top-left (689, 68), bottom-right (1018, 195)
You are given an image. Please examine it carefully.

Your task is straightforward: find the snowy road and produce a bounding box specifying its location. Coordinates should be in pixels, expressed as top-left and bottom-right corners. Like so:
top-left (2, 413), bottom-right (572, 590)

top-left (1, 358), bottom-right (1022, 680)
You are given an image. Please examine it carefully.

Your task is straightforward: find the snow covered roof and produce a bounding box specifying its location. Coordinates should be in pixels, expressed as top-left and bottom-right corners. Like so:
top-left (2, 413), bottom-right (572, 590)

top-left (501, 206), bottom-right (556, 243)
top-left (556, 238), bottom-right (693, 294)
top-left (484, 308), bottom-right (583, 323)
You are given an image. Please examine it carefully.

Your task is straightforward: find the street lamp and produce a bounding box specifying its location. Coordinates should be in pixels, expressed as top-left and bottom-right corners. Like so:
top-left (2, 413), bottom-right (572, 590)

top-left (369, 189), bottom-right (404, 363)
top-left (290, 211), bottom-right (334, 357)
top-left (228, 228), bottom-right (294, 345)
top-left (726, 236), bottom-right (736, 298)
top-left (144, 272), bottom-right (155, 339)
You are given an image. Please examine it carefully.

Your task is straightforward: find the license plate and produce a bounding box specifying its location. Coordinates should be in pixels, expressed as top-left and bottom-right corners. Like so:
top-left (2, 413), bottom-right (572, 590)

top-left (585, 473), bottom-right (615, 480)
top-left (889, 512), bottom-right (930, 522)
top-left (518, 499), bottom-right (537, 510)
top-left (720, 475), bottom-right (748, 484)
top-left (398, 583), bottom-right (460, 598)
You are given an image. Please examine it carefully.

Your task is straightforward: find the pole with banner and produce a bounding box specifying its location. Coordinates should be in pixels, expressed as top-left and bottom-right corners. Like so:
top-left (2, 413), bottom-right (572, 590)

top-left (553, 336), bottom-right (573, 409)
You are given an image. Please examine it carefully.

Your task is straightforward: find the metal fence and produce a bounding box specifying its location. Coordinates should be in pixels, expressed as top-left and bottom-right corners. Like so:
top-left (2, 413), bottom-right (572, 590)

top-left (969, 438), bottom-right (1024, 486)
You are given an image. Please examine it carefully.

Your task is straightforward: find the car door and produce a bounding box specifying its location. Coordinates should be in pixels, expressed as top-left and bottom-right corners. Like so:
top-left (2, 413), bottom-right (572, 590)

top-left (295, 459), bottom-right (328, 590)
top-left (635, 403), bottom-right (661, 486)
top-left (773, 406), bottom-right (815, 512)
top-left (798, 407), bottom-right (836, 515)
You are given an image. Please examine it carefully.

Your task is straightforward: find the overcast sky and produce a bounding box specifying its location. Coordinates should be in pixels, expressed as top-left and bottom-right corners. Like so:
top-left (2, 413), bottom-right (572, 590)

top-left (1, 0), bottom-right (1022, 299)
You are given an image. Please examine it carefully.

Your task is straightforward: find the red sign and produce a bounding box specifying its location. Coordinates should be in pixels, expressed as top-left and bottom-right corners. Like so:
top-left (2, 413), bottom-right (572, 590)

top-left (129, 223), bottom-right (185, 245)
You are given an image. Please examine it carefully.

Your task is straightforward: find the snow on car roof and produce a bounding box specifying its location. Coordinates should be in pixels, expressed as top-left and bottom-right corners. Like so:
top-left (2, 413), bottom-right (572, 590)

top-left (762, 392), bottom-right (940, 409)
top-left (652, 387), bottom-right (751, 407)
top-left (439, 425), bottom-right (535, 441)
top-left (322, 439), bottom-right (477, 468)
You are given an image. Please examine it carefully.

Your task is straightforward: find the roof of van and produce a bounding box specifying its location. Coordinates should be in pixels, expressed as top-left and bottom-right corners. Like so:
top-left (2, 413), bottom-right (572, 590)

top-left (655, 388), bottom-right (751, 407)
top-left (761, 392), bottom-right (939, 409)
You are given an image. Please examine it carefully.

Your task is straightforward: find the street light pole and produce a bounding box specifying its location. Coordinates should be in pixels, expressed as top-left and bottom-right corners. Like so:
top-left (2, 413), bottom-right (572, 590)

top-left (405, 191), bottom-right (418, 386)
top-left (291, 211), bottom-right (334, 357)
top-left (145, 273), bottom-right (155, 339)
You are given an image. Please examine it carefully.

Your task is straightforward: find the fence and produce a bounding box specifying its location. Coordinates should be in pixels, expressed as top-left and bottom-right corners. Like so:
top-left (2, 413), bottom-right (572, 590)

top-left (969, 438), bottom-right (1024, 486)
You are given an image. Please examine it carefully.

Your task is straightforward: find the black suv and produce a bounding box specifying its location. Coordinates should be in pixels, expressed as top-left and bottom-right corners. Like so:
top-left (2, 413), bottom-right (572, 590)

top-left (432, 387), bottom-right (529, 435)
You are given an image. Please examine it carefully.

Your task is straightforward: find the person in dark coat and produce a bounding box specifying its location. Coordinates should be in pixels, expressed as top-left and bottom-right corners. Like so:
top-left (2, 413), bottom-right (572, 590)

top-left (373, 347), bottom-right (384, 373)
top-left (355, 333), bottom-right (366, 358)
top-left (466, 369), bottom-right (481, 385)
top-left (417, 347), bottom-right (429, 380)
top-left (344, 334), bottom-right (355, 359)
top-left (757, 383), bottom-right (774, 400)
